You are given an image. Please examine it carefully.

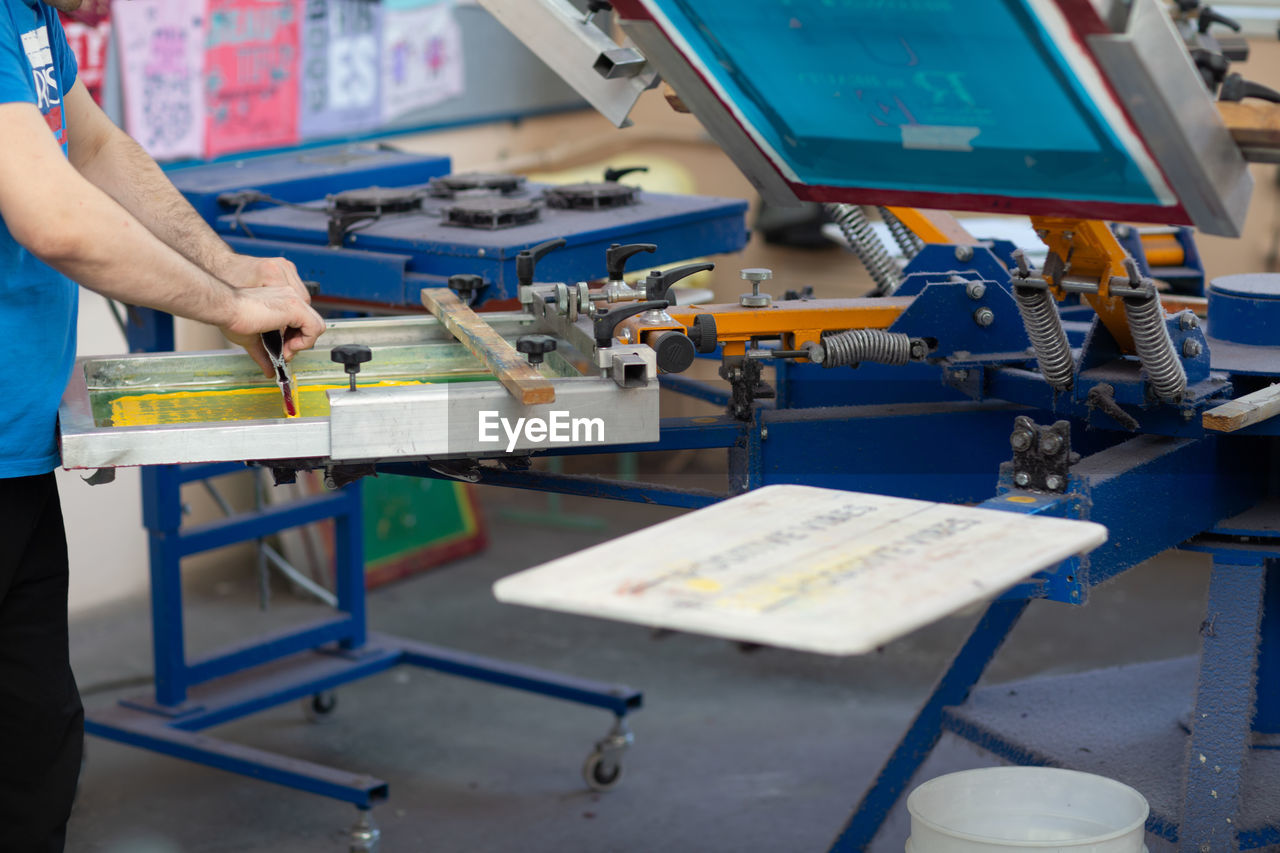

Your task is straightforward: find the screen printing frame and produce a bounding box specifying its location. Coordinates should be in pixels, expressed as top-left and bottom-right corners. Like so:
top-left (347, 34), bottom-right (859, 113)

top-left (609, 0), bottom-right (1250, 235)
top-left (59, 314), bottom-right (661, 469)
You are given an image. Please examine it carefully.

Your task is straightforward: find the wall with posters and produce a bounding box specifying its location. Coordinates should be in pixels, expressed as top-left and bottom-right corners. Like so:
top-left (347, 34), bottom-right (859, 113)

top-left (59, 0), bottom-right (585, 162)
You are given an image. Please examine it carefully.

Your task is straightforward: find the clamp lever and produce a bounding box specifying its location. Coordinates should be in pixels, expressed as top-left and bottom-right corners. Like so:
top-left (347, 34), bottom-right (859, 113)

top-left (516, 238), bottom-right (567, 289)
top-left (606, 242), bottom-right (657, 281)
top-left (644, 262), bottom-right (715, 302)
top-left (593, 301), bottom-right (669, 348)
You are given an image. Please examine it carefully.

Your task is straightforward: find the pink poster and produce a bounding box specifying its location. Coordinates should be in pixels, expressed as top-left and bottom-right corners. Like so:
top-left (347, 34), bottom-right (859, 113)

top-left (112, 0), bottom-right (206, 161)
top-left (59, 2), bottom-right (112, 104)
top-left (204, 0), bottom-right (299, 158)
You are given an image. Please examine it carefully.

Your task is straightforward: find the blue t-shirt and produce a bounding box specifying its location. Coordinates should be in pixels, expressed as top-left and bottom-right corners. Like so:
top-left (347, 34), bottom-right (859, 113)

top-left (0, 0), bottom-right (78, 478)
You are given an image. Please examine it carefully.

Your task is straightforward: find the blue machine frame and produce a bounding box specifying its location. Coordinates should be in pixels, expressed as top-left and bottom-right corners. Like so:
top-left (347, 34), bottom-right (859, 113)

top-left (376, 233), bottom-right (1280, 850)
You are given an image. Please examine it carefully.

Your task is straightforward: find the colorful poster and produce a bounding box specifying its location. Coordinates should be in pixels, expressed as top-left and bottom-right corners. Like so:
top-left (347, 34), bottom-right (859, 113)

top-left (381, 2), bottom-right (463, 123)
top-left (298, 0), bottom-right (382, 139)
top-left (59, 1), bottom-right (112, 104)
top-left (205, 0), bottom-right (300, 158)
top-left (112, 0), bottom-right (205, 161)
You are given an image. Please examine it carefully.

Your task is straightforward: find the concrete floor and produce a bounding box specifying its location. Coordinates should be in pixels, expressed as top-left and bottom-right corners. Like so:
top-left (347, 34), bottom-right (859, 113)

top-left (65, 486), bottom-right (1214, 853)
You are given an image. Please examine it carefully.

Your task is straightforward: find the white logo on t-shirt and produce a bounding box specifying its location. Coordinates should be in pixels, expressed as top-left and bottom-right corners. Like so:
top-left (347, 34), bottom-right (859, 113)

top-left (20, 26), bottom-right (58, 111)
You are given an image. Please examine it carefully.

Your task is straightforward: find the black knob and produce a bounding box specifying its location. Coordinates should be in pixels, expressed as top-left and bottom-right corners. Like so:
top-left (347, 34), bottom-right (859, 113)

top-left (652, 330), bottom-right (695, 374)
top-left (606, 242), bottom-right (656, 281)
top-left (1192, 48), bottom-right (1229, 92)
top-left (644, 262), bottom-right (715, 301)
top-left (331, 344), bottom-right (372, 392)
top-left (587, 0), bottom-right (612, 11)
top-left (593, 300), bottom-right (669, 348)
top-left (516, 334), bottom-right (557, 366)
top-left (448, 274), bottom-right (483, 303)
top-left (516, 238), bottom-right (567, 288)
top-left (604, 165), bottom-right (648, 183)
top-left (688, 314), bottom-right (718, 354)
top-left (1220, 72), bottom-right (1280, 103)
top-left (1199, 6), bottom-right (1241, 34)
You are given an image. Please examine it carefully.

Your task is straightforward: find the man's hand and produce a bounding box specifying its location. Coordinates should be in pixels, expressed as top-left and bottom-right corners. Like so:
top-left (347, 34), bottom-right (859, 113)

top-left (219, 254), bottom-right (311, 302)
top-left (221, 284), bottom-right (327, 377)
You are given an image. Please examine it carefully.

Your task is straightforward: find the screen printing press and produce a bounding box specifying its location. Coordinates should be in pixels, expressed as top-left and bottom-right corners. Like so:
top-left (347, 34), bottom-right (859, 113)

top-left (58, 0), bottom-right (1280, 850)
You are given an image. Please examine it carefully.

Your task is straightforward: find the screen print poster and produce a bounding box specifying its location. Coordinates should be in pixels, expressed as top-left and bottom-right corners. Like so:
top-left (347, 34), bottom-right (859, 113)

top-left (299, 0), bottom-right (382, 139)
top-left (205, 0), bottom-right (300, 158)
top-left (381, 0), bottom-right (463, 124)
top-left (112, 0), bottom-right (205, 161)
top-left (59, 0), bottom-right (111, 104)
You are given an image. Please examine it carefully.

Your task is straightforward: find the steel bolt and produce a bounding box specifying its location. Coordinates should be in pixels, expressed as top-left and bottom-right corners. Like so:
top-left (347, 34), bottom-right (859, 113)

top-left (973, 307), bottom-right (995, 327)
top-left (760, 427), bottom-right (769, 440)
top-left (1179, 311), bottom-right (1200, 330)
top-left (739, 268), bottom-right (773, 308)
top-left (1014, 472), bottom-right (1031, 487)
top-left (955, 245), bottom-right (974, 262)
top-left (1045, 474), bottom-right (1064, 491)
top-left (1010, 431), bottom-right (1033, 452)
top-left (1039, 433), bottom-right (1063, 455)
top-left (1114, 224), bottom-right (1132, 239)
top-left (1182, 338), bottom-right (1203, 359)
top-left (965, 281), bottom-right (987, 300)
top-left (908, 339), bottom-right (928, 360)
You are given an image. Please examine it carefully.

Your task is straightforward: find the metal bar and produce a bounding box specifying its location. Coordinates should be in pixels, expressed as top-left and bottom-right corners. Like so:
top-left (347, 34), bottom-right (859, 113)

top-left (177, 491), bottom-right (352, 558)
top-left (175, 461), bottom-right (247, 486)
top-left (333, 482), bottom-right (367, 650)
top-left (393, 633), bottom-right (641, 715)
top-left (261, 543), bottom-right (338, 608)
top-left (168, 645), bottom-right (405, 731)
top-left (829, 598), bottom-right (1030, 852)
top-left (532, 414), bottom-right (743, 455)
top-left (1179, 560), bottom-right (1268, 853)
top-left (379, 463), bottom-right (725, 509)
top-left (657, 374), bottom-right (730, 406)
top-left (86, 709), bottom-right (389, 807)
top-left (183, 616), bottom-right (358, 688)
top-left (148, 530), bottom-right (189, 707)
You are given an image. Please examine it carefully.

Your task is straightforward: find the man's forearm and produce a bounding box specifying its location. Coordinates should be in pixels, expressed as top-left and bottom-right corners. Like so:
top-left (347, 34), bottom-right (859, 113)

top-left (76, 126), bottom-right (241, 280)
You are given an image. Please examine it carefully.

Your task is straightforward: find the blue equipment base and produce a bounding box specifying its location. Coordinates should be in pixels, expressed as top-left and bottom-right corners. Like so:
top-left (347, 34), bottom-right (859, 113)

top-left (943, 657), bottom-right (1280, 849)
top-left (86, 631), bottom-right (641, 808)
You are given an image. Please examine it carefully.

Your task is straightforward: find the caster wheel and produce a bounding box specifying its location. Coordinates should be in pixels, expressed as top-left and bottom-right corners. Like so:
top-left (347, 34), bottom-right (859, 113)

top-left (582, 750), bottom-right (622, 792)
top-left (302, 691), bottom-right (338, 723)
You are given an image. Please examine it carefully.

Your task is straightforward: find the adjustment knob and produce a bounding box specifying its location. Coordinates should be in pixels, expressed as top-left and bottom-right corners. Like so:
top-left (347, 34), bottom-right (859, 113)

top-left (331, 344), bottom-right (372, 392)
top-left (516, 334), bottom-right (557, 366)
top-left (652, 331), bottom-right (696, 374)
top-left (740, 268), bottom-right (773, 308)
top-left (448, 274), bottom-right (484, 303)
top-left (689, 314), bottom-right (718, 354)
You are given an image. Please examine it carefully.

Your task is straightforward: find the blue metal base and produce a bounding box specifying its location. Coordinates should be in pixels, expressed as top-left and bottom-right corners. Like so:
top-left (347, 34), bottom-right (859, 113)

top-left (87, 631), bottom-right (641, 807)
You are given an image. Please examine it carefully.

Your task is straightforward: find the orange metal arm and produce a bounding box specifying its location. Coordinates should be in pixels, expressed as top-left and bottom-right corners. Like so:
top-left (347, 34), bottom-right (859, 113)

top-left (665, 298), bottom-right (911, 358)
top-left (1030, 217), bottom-right (1136, 352)
top-left (885, 208), bottom-right (979, 246)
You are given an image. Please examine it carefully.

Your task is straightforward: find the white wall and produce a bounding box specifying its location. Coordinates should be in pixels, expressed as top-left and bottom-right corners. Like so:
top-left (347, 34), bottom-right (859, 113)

top-left (59, 293), bottom-right (230, 615)
top-left (59, 291), bottom-right (148, 613)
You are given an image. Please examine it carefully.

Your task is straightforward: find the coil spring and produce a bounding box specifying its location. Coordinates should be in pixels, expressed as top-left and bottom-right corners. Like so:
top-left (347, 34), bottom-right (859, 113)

top-left (1123, 293), bottom-right (1186, 402)
top-left (826, 203), bottom-right (901, 296)
top-left (878, 206), bottom-right (924, 260)
top-left (821, 328), bottom-right (912, 367)
top-left (1013, 285), bottom-right (1074, 390)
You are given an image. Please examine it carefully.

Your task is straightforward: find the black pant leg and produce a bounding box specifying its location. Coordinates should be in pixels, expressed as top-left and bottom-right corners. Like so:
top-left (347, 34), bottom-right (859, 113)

top-left (0, 473), bottom-right (83, 853)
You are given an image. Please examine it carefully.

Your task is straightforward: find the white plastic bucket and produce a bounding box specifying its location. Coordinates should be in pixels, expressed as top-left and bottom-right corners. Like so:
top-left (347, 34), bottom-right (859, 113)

top-left (906, 767), bottom-right (1148, 853)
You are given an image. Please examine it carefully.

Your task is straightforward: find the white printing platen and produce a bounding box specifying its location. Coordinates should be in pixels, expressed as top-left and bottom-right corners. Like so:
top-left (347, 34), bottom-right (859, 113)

top-left (493, 485), bottom-right (1108, 656)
